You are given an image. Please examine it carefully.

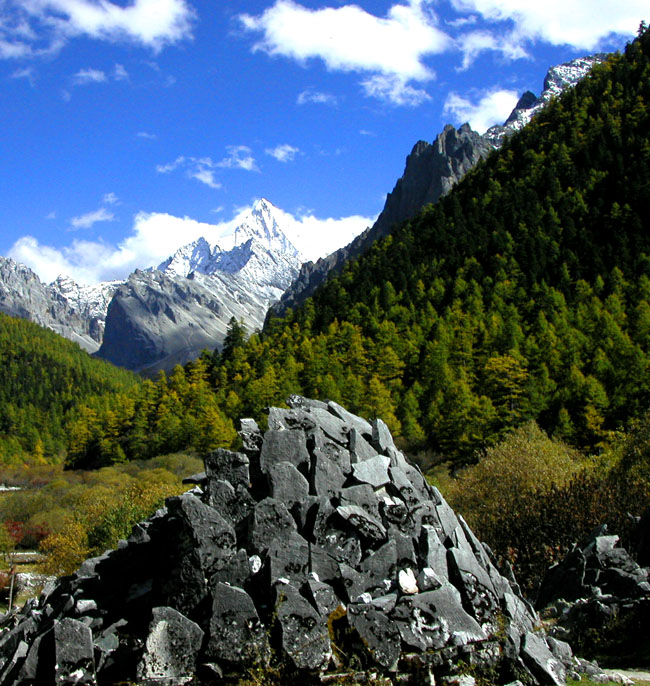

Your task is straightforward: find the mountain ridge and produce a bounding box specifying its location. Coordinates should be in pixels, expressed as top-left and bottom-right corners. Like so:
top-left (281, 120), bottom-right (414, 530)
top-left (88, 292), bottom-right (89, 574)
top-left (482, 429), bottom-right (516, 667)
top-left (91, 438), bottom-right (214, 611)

top-left (272, 53), bottom-right (607, 318)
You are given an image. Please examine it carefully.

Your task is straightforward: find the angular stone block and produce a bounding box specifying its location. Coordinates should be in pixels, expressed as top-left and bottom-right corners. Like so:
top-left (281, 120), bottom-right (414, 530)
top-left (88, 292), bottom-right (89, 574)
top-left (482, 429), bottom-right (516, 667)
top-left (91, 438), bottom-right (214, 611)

top-left (168, 493), bottom-right (236, 575)
top-left (312, 451), bottom-right (347, 499)
top-left (352, 455), bottom-right (391, 489)
top-left (268, 532), bottom-right (310, 585)
top-left (304, 579), bottom-right (342, 617)
top-left (335, 504), bottom-right (387, 545)
top-left (347, 603), bottom-right (401, 670)
top-left (259, 429), bottom-right (310, 474)
top-left (521, 633), bottom-right (566, 686)
top-left (311, 426), bottom-right (352, 474)
top-left (206, 583), bottom-right (269, 666)
top-left (246, 498), bottom-right (296, 554)
top-left (340, 484), bottom-right (381, 520)
top-left (206, 478), bottom-right (255, 527)
top-left (349, 427), bottom-right (378, 463)
top-left (275, 583), bottom-right (331, 670)
top-left (54, 617), bottom-right (96, 685)
top-left (371, 418), bottom-right (396, 453)
top-left (137, 606), bottom-right (204, 683)
top-left (328, 400), bottom-right (373, 436)
top-left (393, 584), bottom-right (486, 651)
top-left (307, 408), bottom-right (350, 445)
top-left (268, 461), bottom-right (310, 506)
top-left (204, 448), bottom-right (250, 489)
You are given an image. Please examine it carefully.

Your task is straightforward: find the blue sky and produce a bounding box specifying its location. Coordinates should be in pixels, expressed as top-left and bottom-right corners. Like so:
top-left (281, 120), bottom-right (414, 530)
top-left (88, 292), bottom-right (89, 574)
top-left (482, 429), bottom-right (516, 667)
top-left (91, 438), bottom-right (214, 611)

top-left (0, 0), bottom-right (645, 284)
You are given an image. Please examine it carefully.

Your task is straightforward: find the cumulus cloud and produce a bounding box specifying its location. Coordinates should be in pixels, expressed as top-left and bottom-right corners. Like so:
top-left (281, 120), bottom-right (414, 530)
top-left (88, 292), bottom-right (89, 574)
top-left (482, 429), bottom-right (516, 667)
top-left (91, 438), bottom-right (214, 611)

top-left (0, 0), bottom-right (194, 59)
top-left (70, 207), bottom-right (115, 229)
top-left (265, 144), bottom-right (300, 163)
top-left (361, 74), bottom-right (431, 107)
top-left (218, 146), bottom-right (259, 172)
top-left (189, 167), bottom-right (222, 189)
top-left (296, 89), bottom-right (339, 106)
top-left (443, 88), bottom-right (519, 133)
top-left (450, 0), bottom-right (647, 51)
top-left (240, 0), bottom-right (451, 105)
top-left (10, 66), bottom-right (36, 84)
top-left (9, 205), bottom-right (373, 284)
top-left (156, 156), bottom-right (224, 188)
top-left (457, 29), bottom-right (528, 69)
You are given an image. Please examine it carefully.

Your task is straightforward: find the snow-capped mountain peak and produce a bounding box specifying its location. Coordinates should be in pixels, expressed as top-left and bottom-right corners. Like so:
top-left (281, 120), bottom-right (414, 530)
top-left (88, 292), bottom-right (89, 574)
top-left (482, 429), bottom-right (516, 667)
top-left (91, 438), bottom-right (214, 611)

top-left (484, 53), bottom-right (607, 146)
top-left (157, 236), bottom-right (219, 278)
top-left (50, 274), bottom-right (123, 321)
top-left (225, 198), bottom-right (302, 258)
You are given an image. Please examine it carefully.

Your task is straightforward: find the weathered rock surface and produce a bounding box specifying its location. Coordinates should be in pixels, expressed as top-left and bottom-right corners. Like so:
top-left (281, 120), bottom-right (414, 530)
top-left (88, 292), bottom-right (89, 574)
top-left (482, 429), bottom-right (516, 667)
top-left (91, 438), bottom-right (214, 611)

top-left (537, 524), bottom-right (650, 667)
top-left (0, 399), bottom-right (570, 685)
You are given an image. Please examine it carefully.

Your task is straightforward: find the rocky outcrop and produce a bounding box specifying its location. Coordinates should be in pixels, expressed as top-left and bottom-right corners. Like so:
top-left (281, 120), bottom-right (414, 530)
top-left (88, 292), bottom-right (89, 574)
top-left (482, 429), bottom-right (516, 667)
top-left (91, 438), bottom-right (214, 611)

top-left (96, 265), bottom-right (285, 375)
top-left (0, 398), bottom-right (578, 685)
top-left (272, 124), bottom-right (491, 317)
top-left (0, 257), bottom-right (104, 353)
top-left (272, 54), bottom-right (607, 318)
top-left (537, 525), bottom-right (650, 667)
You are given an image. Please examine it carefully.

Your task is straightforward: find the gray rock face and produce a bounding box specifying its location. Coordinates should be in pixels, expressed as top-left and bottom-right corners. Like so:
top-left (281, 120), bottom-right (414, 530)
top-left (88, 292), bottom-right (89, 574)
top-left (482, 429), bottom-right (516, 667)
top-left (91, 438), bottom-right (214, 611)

top-left (96, 265), bottom-right (290, 374)
top-left (0, 257), bottom-right (105, 353)
top-left (272, 124), bottom-right (491, 317)
top-left (0, 398), bottom-right (566, 685)
top-left (537, 524), bottom-right (650, 667)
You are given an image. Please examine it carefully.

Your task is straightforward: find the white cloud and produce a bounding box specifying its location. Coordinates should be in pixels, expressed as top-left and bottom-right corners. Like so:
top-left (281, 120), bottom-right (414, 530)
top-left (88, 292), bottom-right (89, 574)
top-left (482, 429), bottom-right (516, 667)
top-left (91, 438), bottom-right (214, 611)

top-left (450, 0), bottom-right (646, 50)
top-left (361, 74), bottom-right (431, 107)
top-left (9, 205), bottom-right (373, 284)
top-left (240, 0), bottom-right (451, 105)
top-left (285, 211), bottom-right (373, 262)
top-left (72, 67), bottom-right (107, 85)
top-left (136, 131), bottom-right (157, 139)
top-left (0, 38), bottom-right (32, 58)
top-left (296, 89), bottom-right (339, 106)
top-left (156, 156), bottom-right (225, 188)
top-left (70, 207), bottom-right (115, 229)
top-left (190, 167), bottom-right (222, 189)
top-left (443, 88), bottom-right (519, 133)
top-left (266, 144), bottom-right (300, 163)
top-left (156, 156), bottom-right (185, 174)
top-left (0, 0), bottom-right (193, 61)
top-left (457, 29), bottom-right (528, 69)
top-left (218, 146), bottom-right (259, 172)
top-left (10, 66), bottom-right (36, 84)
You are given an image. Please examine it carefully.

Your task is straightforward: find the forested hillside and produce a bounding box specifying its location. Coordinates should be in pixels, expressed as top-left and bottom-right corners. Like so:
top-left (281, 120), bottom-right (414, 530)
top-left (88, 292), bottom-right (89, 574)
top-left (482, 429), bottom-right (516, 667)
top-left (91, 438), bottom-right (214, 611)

top-left (0, 313), bottom-right (139, 464)
top-left (11, 27), bottom-right (650, 471)
top-left (202, 26), bottom-right (650, 466)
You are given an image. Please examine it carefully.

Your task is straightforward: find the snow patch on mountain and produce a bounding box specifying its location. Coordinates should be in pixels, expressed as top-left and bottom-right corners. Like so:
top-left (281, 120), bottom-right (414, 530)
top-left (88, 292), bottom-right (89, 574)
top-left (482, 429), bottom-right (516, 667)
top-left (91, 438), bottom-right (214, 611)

top-left (484, 54), bottom-right (607, 146)
top-left (156, 198), bottom-right (303, 300)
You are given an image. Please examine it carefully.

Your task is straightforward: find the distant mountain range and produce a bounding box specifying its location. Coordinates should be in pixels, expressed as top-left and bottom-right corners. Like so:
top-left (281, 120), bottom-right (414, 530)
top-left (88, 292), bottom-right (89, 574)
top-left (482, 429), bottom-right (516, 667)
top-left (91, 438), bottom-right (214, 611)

top-left (0, 54), bottom-right (605, 373)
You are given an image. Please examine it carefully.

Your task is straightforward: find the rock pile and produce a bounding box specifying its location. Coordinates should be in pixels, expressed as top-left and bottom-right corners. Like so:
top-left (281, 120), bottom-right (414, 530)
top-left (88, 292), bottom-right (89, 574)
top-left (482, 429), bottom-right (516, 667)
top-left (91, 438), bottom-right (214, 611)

top-left (1, 397), bottom-right (569, 685)
top-left (538, 524), bottom-right (650, 666)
